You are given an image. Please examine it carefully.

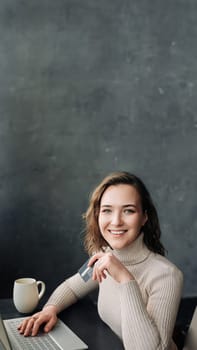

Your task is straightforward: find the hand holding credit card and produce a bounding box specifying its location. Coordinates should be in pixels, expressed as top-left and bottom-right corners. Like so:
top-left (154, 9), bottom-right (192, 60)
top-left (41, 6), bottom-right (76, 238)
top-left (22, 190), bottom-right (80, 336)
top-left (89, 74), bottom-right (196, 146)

top-left (78, 259), bottom-right (95, 282)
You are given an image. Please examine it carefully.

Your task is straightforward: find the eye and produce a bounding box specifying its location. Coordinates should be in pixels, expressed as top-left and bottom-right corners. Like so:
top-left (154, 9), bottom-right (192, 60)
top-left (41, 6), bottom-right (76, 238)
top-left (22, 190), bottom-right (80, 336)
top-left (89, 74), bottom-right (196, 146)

top-left (124, 209), bottom-right (135, 214)
top-left (101, 208), bottom-right (112, 214)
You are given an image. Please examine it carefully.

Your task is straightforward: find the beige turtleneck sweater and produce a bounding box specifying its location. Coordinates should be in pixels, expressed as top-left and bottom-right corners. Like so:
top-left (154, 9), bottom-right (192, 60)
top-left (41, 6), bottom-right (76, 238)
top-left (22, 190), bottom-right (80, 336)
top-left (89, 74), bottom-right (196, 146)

top-left (45, 234), bottom-right (183, 350)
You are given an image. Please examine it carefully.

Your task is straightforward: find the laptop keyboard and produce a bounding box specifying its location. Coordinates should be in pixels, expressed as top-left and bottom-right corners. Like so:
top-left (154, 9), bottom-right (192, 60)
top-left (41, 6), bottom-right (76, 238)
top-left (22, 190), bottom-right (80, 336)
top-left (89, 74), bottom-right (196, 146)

top-left (5, 318), bottom-right (61, 350)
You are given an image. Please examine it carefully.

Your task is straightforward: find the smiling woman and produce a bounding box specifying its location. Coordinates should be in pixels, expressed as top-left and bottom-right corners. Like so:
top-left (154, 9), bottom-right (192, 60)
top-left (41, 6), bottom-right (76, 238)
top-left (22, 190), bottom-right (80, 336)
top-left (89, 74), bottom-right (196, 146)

top-left (98, 184), bottom-right (147, 250)
top-left (84, 171), bottom-right (165, 257)
top-left (18, 171), bottom-right (183, 350)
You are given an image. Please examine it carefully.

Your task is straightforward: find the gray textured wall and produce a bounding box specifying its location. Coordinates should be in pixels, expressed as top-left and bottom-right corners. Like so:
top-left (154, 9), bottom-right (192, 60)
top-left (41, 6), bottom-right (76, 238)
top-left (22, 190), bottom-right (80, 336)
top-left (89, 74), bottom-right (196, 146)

top-left (0, 0), bottom-right (196, 298)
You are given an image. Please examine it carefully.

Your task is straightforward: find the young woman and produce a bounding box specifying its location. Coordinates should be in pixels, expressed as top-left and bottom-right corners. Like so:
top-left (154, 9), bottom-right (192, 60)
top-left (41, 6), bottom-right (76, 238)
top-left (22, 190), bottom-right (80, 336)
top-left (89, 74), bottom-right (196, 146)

top-left (18, 171), bottom-right (183, 350)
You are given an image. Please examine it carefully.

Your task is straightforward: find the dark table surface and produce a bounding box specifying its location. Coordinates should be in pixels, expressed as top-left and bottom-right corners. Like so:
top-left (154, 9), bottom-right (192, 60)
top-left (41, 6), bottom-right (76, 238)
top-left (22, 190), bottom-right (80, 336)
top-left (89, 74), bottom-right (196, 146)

top-left (0, 297), bottom-right (124, 350)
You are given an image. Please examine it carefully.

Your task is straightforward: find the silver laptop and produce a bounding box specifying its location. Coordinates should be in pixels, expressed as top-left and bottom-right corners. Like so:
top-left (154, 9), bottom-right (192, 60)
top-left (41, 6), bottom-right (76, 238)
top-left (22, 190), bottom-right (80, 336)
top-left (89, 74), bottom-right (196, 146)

top-left (183, 306), bottom-right (197, 350)
top-left (0, 316), bottom-right (88, 350)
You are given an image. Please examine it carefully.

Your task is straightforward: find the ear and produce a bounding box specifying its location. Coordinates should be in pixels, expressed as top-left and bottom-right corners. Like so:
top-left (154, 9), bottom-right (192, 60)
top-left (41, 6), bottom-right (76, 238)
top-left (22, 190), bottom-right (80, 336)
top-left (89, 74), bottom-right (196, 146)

top-left (143, 210), bottom-right (148, 226)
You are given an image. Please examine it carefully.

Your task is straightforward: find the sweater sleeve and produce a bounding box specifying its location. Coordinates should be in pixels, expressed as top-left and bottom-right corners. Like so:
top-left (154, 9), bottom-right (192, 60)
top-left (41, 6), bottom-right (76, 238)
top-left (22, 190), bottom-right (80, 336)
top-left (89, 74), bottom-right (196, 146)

top-left (120, 266), bottom-right (183, 350)
top-left (44, 272), bottom-right (98, 313)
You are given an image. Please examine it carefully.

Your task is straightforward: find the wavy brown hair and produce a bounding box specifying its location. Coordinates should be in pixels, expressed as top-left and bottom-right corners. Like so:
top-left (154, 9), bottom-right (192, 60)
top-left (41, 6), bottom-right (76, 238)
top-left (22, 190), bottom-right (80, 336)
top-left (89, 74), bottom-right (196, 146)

top-left (84, 171), bottom-right (165, 256)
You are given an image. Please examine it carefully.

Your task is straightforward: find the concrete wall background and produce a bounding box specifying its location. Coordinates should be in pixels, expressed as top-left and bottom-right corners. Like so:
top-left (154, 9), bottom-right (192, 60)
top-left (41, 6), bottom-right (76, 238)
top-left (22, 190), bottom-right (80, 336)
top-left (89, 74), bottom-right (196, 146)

top-left (0, 0), bottom-right (196, 298)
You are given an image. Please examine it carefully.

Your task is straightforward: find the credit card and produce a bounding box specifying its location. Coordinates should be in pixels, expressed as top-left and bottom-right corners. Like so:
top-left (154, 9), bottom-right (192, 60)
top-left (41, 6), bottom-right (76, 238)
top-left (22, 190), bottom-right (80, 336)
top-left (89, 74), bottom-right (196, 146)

top-left (78, 259), bottom-right (94, 282)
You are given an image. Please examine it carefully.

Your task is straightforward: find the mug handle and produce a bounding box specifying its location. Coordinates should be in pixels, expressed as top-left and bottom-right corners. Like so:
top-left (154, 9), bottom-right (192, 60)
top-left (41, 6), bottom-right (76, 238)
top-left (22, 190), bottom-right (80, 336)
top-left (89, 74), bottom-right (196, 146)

top-left (36, 281), bottom-right (46, 300)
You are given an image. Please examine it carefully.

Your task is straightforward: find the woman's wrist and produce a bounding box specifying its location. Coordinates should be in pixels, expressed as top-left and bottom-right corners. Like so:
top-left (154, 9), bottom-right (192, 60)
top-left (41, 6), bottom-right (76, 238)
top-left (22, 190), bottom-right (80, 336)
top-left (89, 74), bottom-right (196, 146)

top-left (43, 304), bottom-right (58, 313)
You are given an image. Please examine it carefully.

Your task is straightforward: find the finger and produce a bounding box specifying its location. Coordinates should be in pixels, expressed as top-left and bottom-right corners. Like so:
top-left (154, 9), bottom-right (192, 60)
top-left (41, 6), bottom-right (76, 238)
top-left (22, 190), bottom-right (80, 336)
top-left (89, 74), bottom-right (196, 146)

top-left (88, 256), bottom-right (98, 267)
top-left (97, 269), bottom-right (106, 283)
top-left (94, 267), bottom-right (102, 283)
top-left (18, 319), bottom-right (27, 331)
top-left (43, 317), bottom-right (56, 333)
top-left (31, 317), bottom-right (44, 336)
top-left (23, 318), bottom-right (35, 337)
top-left (92, 261), bottom-right (101, 281)
top-left (93, 260), bottom-right (107, 283)
top-left (18, 310), bottom-right (40, 329)
top-left (18, 317), bottom-right (33, 334)
top-left (88, 253), bottom-right (104, 267)
top-left (101, 270), bottom-right (107, 280)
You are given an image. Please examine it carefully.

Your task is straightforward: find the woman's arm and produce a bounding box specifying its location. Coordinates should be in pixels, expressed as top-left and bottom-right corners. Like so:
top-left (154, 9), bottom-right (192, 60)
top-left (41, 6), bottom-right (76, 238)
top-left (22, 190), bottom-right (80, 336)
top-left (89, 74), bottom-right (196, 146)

top-left (44, 272), bottom-right (98, 313)
top-left (120, 266), bottom-right (183, 350)
top-left (18, 271), bottom-right (98, 336)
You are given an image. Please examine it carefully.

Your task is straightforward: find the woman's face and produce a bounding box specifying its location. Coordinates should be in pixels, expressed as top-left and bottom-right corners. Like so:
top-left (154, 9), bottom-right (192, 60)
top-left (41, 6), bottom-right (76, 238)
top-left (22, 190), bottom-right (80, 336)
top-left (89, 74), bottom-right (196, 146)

top-left (98, 184), bottom-right (147, 250)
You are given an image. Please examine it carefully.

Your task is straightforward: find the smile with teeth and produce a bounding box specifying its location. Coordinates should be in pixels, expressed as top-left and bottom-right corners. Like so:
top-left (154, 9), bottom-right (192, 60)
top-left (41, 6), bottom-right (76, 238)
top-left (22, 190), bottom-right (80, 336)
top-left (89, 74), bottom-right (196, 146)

top-left (109, 230), bottom-right (127, 235)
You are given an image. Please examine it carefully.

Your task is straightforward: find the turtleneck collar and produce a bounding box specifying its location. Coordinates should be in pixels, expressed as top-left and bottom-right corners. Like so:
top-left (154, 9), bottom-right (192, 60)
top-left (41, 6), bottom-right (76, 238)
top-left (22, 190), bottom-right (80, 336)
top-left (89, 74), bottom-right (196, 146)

top-left (111, 233), bottom-right (151, 266)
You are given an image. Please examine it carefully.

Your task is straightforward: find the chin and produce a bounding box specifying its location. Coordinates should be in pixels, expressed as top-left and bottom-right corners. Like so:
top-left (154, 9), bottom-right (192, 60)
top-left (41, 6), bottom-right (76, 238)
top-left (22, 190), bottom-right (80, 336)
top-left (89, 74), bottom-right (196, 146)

top-left (108, 240), bottom-right (128, 250)
top-left (106, 236), bottom-right (138, 250)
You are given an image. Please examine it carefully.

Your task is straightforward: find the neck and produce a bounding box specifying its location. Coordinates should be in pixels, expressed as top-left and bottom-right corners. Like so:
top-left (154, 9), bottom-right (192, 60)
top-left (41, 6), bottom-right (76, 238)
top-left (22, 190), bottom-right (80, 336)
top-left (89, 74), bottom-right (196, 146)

top-left (112, 233), bottom-right (151, 265)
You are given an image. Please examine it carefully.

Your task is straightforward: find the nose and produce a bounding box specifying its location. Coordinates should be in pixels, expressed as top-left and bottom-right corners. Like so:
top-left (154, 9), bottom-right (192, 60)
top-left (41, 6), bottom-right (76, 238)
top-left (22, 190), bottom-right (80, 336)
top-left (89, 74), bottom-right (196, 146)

top-left (111, 211), bottom-right (123, 226)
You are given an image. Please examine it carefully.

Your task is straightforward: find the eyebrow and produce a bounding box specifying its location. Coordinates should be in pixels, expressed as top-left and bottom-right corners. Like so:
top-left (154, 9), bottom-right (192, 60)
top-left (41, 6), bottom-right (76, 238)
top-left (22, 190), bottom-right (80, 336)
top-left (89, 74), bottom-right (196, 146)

top-left (100, 204), bottom-right (137, 208)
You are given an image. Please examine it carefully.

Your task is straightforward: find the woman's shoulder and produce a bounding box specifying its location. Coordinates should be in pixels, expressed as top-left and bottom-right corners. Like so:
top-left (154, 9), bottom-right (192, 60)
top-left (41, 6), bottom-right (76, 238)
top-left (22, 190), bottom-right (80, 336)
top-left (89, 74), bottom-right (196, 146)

top-left (147, 252), bottom-right (183, 280)
top-left (144, 253), bottom-right (184, 295)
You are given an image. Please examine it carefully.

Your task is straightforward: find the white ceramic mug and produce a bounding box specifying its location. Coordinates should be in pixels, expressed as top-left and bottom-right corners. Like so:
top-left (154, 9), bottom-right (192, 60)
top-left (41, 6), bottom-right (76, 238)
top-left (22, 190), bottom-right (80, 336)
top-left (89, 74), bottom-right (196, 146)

top-left (13, 278), bottom-right (46, 314)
